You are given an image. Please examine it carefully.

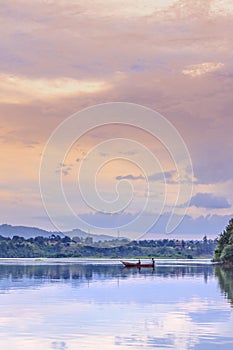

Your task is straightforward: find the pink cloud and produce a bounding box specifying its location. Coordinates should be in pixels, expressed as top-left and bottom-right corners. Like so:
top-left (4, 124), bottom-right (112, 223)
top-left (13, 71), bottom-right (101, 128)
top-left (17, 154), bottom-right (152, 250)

top-left (0, 0), bottom-right (232, 230)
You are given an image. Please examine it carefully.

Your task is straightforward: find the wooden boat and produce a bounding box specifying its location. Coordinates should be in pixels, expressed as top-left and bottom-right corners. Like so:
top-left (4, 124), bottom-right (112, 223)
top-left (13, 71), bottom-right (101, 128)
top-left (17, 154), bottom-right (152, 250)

top-left (121, 260), bottom-right (155, 268)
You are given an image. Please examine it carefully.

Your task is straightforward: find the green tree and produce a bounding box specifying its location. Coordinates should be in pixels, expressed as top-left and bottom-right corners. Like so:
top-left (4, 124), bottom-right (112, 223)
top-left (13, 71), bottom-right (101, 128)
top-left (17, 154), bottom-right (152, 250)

top-left (220, 245), bottom-right (233, 264)
top-left (214, 218), bottom-right (233, 264)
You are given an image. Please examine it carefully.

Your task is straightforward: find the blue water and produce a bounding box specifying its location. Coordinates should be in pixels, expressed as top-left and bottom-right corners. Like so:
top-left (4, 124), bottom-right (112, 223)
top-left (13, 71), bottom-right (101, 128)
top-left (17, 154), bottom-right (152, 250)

top-left (0, 259), bottom-right (232, 350)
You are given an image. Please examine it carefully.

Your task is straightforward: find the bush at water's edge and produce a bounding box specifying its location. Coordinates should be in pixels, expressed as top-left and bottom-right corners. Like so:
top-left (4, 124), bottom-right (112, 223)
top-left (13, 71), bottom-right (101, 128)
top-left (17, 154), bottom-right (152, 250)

top-left (213, 218), bottom-right (233, 266)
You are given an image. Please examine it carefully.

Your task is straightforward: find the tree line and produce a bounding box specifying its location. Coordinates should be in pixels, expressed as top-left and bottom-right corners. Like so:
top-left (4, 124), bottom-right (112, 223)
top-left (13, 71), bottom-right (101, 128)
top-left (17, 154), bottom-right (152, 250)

top-left (214, 218), bottom-right (233, 265)
top-left (0, 234), bottom-right (216, 258)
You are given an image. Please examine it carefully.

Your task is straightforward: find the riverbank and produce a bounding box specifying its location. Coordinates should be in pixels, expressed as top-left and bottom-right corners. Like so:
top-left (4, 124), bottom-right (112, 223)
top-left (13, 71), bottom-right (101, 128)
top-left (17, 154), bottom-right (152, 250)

top-left (0, 235), bottom-right (216, 259)
top-left (0, 257), bottom-right (214, 266)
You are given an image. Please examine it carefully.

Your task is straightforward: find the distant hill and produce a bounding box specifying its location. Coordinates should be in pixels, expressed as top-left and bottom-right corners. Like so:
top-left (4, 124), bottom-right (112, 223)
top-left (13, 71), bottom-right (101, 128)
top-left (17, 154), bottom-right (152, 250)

top-left (0, 224), bottom-right (122, 242)
top-left (64, 228), bottom-right (121, 242)
top-left (0, 224), bottom-right (58, 238)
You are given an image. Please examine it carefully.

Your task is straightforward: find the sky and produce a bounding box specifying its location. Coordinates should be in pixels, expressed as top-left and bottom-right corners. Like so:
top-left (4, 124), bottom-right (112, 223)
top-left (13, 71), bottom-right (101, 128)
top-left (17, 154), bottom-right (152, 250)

top-left (0, 0), bottom-right (232, 239)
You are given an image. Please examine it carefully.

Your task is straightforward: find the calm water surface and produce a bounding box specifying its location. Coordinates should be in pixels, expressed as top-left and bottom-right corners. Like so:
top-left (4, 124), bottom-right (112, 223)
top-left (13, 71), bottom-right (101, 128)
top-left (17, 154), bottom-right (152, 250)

top-left (0, 259), bottom-right (233, 350)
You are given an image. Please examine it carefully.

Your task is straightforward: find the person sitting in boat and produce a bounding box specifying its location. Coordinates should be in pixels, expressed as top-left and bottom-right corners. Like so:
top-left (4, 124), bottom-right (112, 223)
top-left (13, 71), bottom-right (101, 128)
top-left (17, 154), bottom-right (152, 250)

top-left (138, 259), bottom-right (141, 265)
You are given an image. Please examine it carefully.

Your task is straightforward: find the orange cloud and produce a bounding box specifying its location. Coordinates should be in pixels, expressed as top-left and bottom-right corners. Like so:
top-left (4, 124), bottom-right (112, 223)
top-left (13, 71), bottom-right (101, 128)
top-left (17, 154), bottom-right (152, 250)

top-left (0, 73), bottom-right (111, 104)
top-left (0, 0), bottom-right (232, 230)
top-left (182, 62), bottom-right (224, 77)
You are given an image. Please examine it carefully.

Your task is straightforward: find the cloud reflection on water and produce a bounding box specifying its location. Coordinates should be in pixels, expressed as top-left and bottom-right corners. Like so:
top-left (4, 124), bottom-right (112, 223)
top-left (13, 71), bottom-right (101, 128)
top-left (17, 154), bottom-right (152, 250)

top-left (0, 263), bottom-right (232, 349)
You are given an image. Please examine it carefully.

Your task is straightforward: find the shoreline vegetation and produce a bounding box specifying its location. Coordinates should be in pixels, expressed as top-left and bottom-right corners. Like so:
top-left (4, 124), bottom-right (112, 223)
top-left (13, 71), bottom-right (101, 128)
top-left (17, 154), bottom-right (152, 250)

top-left (0, 218), bottom-right (232, 263)
top-left (213, 218), bottom-right (233, 266)
top-left (0, 234), bottom-right (216, 259)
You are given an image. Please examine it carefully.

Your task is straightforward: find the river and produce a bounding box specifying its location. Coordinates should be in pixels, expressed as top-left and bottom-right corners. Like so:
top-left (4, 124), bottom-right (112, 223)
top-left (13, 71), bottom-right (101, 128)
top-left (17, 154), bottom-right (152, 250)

top-left (0, 259), bottom-right (232, 350)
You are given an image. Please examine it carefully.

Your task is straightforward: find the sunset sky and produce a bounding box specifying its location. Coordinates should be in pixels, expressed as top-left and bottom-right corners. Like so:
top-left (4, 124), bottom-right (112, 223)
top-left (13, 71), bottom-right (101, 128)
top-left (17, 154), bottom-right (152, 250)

top-left (0, 0), bottom-right (232, 239)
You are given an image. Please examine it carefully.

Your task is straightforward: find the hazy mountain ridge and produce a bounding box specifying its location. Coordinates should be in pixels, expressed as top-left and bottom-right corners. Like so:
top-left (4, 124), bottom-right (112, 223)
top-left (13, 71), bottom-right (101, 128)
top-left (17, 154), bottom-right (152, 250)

top-left (65, 228), bottom-right (122, 242)
top-left (0, 224), bottom-right (122, 242)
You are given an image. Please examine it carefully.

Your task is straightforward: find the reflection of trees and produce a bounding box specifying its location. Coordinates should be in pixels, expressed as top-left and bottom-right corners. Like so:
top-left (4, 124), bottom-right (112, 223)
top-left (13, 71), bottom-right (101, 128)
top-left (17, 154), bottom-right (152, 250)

top-left (0, 264), bottom-right (123, 281)
top-left (154, 265), bottom-right (213, 280)
top-left (214, 266), bottom-right (233, 306)
top-left (0, 264), bottom-right (214, 282)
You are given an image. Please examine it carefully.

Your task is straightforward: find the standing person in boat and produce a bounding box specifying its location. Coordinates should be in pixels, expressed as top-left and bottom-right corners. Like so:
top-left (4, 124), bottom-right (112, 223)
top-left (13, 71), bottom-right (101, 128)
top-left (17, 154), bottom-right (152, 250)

top-left (152, 258), bottom-right (155, 267)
